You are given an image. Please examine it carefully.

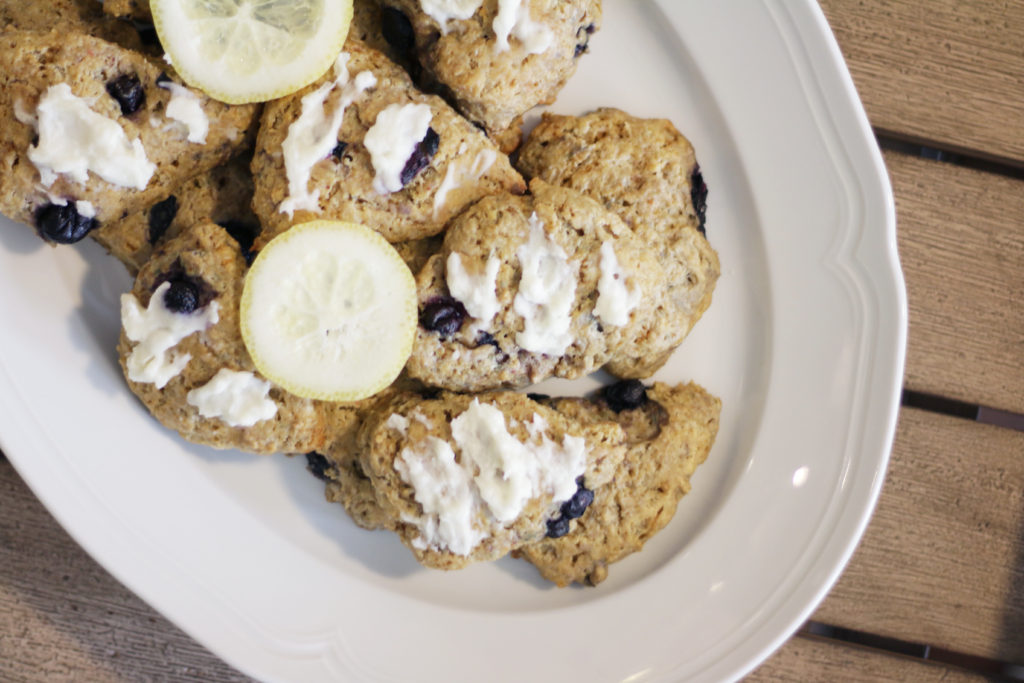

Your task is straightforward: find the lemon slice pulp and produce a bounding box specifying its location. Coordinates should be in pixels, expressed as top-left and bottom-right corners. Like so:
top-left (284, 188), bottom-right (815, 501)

top-left (152, 0), bottom-right (353, 104)
top-left (240, 220), bottom-right (416, 401)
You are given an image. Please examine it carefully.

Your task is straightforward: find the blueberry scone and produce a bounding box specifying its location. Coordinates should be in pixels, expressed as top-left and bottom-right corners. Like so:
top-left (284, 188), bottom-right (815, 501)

top-left (355, 390), bottom-right (627, 570)
top-left (375, 0), bottom-right (601, 140)
top-left (408, 180), bottom-right (685, 391)
top-left (250, 41), bottom-right (525, 248)
top-left (0, 30), bottom-right (260, 246)
top-left (514, 380), bottom-right (721, 586)
top-left (517, 108), bottom-right (720, 376)
top-left (92, 154), bottom-right (259, 275)
top-left (117, 220), bottom-right (326, 454)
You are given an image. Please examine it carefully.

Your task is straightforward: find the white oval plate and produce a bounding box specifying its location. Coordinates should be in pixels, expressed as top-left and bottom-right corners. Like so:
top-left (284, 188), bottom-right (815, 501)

top-left (0, 1), bottom-right (906, 681)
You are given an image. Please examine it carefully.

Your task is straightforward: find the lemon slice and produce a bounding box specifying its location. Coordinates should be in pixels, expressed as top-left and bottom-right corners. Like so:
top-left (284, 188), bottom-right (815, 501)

top-left (240, 220), bottom-right (416, 401)
top-left (152, 0), bottom-right (353, 104)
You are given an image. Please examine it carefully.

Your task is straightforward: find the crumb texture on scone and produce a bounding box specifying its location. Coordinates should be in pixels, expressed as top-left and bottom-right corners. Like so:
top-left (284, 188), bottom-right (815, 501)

top-left (250, 41), bottom-right (524, 248)
top-left (514, 381), bottom-right (721, 587)
top-left (0, 30), bottom-right (259, 243)
top-left (0, 0), bottom-right (145, 50)
top-left (117, 221), bottom-right (325, 455)
top-left (408, 179), bottom-right (688, 391)
top-left (517, 107), bottom-right (720, 376)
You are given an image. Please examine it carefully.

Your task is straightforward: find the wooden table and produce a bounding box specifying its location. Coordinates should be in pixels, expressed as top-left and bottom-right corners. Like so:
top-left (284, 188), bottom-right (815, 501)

top-left (2, 2), bottom-right (1022, 681)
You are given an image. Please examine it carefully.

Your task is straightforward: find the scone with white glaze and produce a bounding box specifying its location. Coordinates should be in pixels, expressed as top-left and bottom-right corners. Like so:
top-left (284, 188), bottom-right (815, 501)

top-left (117, 220), bottom-right (326, 454)
top-left (408, 180), bottom-right (685, 392)
top-left (250, 40), bottom-right (524, 248)
top-left (374, 0), bottom-right (601, 139)
top-left (517, 108), bottom-right (720, 376)
top-left (355, 390), bottom-right (627, 569)
top-left (0, 30), bottom-right (260, 246)
top-left (514, 380), bottom-right (721, 586)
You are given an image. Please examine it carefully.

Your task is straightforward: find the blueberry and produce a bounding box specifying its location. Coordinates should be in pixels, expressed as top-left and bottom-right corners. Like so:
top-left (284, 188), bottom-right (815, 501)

top-left (106, 74), bottom-right (146, 116)
top-left (381, 7), bottom-right (416, 54)
top-left (602, 379), bottom-right (648, 412)
top-left (546, 516), bottom-right (571, 539)
top-left (419, 296), bottom-right (467, 336)
top-left (330, 140), bottom-right (349, 161)
top-left (574, 23), bottom-right (596, 57)
top-left (162, 278), bottom-right (200, 313)
top-left (306, 452), bottom-right (331, 481)
top-left (35, 202), bottom-right (97, 244)
top-left (218, 220), bottom-right (260, 263)
top-left (690, 164), bottom-right (708, 236)
top-left (400, 127), bottom-right (439, 187)
top-left (560, 482), bottom-right (594, 520)
top-left (147, 195), bottom-right (178, 244)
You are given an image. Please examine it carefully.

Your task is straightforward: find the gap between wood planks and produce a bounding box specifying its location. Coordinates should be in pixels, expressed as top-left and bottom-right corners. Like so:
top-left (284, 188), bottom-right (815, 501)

top-left (801, 622), bottom-right (1024, 681)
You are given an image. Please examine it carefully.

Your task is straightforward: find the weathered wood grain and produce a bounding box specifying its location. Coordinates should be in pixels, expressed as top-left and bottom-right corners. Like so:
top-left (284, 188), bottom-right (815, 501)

top-left (888, 149), bottom-right (1024, 415)
top-left (0, 459), bottom-right (252, 683)
top-left (819, 0), bottom-right (1024, 165)
top-left (812, 407), bottom-right (1024, 663)
top-left (747, 634), bottom-right (989, 682)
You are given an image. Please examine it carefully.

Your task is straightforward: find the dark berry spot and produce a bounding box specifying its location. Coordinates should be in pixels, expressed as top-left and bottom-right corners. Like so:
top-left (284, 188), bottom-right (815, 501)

top-left (546, 516), bottom-right (571, 539)
top-left (106, 74), bottom-right (146, 116)
top-left (147, 195), bottom-right (178, 244)
top-left (419, 296), bottom-right (467, 337)
top-left (690, 164), bottom-right (708, 236)
top-left (560, 483), bottom-right (594, 520)
top-left (330, 140), bottom-right (349, 161)
top-left (162, 278), bottom-right (200, 313)
top-left (381, 7), bottom-right (416, 54)
top-left (574, 23), bottom-right (596, 57)
top-left (400, 127), bottom-right (440, 187)
top-left (475, 331), bottom-right (500, 349)
top-left (218, 220), bottom-right (260, 264)
top-left (306, 452), bottom-right (331, 481)
top-left (35, 202), bottom-right (97, 244)
top-left (602, 379), bottom-right (648, 413)
top-left (155, 71), bottom-right (172, 86)
top-left (526, 393), bottom-right (550, 402)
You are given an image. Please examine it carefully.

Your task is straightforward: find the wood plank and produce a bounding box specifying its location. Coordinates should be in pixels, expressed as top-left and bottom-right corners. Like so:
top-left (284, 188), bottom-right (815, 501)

top-left (747, 634), bottom-right (988, 682)
top-left (889, 149), bottom-right (1024, 414)
top-left (819, 0), bottom-right (1024, 165)
top-left (0, 460), bottom-right (252, 683)
top-left (812, 407), bottom-right (1024, 663)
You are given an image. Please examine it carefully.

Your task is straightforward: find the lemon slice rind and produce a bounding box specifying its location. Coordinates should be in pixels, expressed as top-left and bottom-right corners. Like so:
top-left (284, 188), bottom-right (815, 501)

top-left (240, 220), bottom-right (416, 402)
top-left (152, 0), bottom-right (353, 104)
